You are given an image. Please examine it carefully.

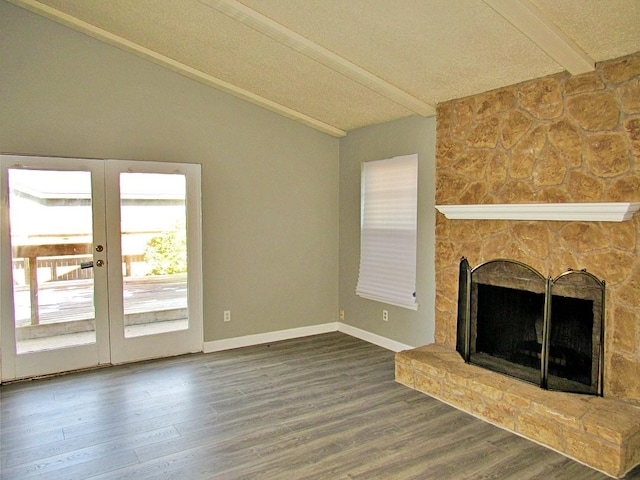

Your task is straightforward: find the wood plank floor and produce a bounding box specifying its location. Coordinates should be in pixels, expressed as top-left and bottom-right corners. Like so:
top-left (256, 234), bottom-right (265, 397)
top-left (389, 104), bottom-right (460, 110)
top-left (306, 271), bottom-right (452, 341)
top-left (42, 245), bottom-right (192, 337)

top-left (2, 332), bottom-right (639, 479)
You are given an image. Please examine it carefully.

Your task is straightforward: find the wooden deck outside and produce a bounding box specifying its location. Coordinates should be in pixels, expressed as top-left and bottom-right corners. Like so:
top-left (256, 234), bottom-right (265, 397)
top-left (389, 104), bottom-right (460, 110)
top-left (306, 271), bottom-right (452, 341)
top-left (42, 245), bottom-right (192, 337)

top-left (12, 243), bottom-right (183, 327)
top-left (13, 275), bottom-right (187, 328)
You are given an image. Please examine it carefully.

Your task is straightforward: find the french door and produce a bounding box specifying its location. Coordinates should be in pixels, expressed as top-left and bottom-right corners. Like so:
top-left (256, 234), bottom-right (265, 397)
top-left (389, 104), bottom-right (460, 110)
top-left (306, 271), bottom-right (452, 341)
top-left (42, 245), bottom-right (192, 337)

top-left (0, 155), bottom-right (203, 380)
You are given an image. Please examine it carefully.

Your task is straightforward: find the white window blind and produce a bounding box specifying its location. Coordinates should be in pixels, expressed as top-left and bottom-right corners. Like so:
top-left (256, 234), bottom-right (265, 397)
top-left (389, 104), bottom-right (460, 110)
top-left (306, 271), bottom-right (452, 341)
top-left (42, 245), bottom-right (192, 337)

top-left (356, 154), bottom-right (418, 310)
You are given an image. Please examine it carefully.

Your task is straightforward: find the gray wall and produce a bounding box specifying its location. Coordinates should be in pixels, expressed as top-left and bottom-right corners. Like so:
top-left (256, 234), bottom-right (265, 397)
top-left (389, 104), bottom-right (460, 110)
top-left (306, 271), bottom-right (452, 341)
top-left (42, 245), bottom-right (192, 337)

top-left (0, 1), bottom-right (339, 342)
top-left (1, 1), bottom-right (438, 351)
top-left (339, 116), bottom-right (436, 347)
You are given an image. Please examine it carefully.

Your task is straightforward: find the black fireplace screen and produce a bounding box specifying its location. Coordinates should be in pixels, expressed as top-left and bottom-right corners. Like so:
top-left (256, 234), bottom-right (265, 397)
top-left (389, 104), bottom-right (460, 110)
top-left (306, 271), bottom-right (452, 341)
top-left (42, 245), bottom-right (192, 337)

top-left (456, 258), bottom-right (604, 395)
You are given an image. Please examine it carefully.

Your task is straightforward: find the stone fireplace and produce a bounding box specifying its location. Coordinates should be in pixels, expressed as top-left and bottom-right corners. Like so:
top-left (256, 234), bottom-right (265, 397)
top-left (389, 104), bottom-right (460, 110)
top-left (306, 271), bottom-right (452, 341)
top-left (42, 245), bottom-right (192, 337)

top-left (396, 52), bottom-right (640, 477)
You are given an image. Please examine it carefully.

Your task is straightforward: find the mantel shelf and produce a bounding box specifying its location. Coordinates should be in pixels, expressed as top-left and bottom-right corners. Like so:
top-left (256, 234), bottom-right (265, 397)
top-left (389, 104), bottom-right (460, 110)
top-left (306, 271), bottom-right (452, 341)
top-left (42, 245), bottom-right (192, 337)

top-left (435, 203), bottom-right (640, 222)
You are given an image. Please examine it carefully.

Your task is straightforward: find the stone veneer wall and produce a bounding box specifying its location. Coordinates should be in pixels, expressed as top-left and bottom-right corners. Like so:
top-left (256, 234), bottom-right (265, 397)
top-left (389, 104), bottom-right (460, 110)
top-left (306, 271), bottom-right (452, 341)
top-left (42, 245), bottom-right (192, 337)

top-left (435, 52), bottom-right (640, 403)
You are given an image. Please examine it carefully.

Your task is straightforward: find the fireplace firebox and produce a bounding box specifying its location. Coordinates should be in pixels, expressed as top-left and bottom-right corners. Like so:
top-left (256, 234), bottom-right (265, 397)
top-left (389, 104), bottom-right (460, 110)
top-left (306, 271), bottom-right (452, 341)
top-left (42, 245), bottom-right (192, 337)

top-left (456, 258), bottom-right (604, 395)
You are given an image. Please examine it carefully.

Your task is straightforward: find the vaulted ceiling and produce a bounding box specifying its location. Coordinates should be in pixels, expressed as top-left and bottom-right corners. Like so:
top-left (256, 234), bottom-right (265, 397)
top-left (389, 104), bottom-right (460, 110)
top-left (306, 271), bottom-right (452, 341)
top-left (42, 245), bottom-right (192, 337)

top-left (10, 0), bottom-right (640, 137)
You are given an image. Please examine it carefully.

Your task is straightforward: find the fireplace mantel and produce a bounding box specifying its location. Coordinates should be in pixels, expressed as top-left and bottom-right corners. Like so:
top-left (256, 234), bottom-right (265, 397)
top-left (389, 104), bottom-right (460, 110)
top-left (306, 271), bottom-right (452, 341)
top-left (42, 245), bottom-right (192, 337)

top-left (435, 202), bottom-right (640, 222)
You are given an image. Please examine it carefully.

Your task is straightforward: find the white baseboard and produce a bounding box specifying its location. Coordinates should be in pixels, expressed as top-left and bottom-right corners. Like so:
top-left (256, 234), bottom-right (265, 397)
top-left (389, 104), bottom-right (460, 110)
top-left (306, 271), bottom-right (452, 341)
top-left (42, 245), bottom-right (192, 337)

top-left (337, 323), bottom-right (414, 352)
top-left (203, 322), bottom-right (338, 353)
top-left (203, 322), bottom-right (414, 353)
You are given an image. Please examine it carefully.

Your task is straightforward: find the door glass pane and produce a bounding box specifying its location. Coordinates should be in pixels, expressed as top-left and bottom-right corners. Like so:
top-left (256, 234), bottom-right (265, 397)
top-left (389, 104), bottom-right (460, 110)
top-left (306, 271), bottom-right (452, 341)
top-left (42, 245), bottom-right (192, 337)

top-left (8, 169), bottom-right (96, 353)
top-left (120, 173), bottom-right (188, 338)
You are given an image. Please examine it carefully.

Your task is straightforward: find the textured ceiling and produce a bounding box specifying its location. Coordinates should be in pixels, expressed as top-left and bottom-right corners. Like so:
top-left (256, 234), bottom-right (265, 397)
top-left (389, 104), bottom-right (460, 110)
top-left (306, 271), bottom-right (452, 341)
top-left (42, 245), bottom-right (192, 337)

top-left (10, 0), bottom-right (640, 136)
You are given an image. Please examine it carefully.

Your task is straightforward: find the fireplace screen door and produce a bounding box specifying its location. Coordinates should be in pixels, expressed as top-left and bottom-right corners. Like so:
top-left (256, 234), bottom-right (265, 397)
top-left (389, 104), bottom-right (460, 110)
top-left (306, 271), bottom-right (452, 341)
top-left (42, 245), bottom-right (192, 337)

top-left (456, 258), bottom-right (604, 395)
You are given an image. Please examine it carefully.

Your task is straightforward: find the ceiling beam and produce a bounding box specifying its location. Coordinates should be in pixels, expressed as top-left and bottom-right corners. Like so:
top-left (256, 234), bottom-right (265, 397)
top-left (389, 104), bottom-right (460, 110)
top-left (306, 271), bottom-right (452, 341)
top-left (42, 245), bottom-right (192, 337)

top-left (202, 0), bottom-right (436, 117)
top-left (483, 0), bottom-right (594, 75)
top-left (9, 0), bottom-right (347, 138)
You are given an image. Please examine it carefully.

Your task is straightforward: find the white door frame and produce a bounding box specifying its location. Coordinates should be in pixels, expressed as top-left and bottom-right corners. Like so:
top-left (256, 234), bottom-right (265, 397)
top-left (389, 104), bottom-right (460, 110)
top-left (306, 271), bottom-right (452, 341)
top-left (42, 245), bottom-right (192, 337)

top-left (0, 155), bottom-right (111, 379)
top-left (0, 155), bottom-right (203, 380)
top-left (105, 160), bottom-right (203, 364)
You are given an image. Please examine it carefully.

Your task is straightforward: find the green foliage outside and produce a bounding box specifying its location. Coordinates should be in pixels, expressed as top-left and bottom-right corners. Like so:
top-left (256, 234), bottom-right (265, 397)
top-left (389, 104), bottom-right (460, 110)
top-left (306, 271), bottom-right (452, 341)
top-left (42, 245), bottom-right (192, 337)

top-left (144, 222), bottom-right (187, 275)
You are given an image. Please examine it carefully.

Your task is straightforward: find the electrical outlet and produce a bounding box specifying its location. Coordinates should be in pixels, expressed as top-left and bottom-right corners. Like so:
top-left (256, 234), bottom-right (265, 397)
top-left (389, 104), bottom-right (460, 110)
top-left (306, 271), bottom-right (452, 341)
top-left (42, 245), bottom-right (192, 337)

top-left (224, 310), bottom-right (231, 322)
top-left (382, 310), bottom-right (389, 322)
top-left (339, 309), bottom-right (345, 321)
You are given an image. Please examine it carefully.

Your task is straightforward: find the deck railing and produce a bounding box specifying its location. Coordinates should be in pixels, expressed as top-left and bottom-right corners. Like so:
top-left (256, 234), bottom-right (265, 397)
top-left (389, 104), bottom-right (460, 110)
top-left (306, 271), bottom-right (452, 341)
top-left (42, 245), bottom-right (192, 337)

top-left (12, 243), bottom-right (144, 325)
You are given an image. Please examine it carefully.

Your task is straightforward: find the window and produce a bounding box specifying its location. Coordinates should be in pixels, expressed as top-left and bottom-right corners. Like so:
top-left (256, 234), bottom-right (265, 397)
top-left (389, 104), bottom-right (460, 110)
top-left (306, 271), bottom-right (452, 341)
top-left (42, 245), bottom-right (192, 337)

top-left (356, 154), bottom-right (418, 309)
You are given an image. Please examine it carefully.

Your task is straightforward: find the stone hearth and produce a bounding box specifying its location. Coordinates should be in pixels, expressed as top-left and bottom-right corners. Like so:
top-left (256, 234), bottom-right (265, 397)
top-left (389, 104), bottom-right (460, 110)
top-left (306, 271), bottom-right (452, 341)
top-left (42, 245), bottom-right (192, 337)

top-left (395, 344), bottom-right (640, 478)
